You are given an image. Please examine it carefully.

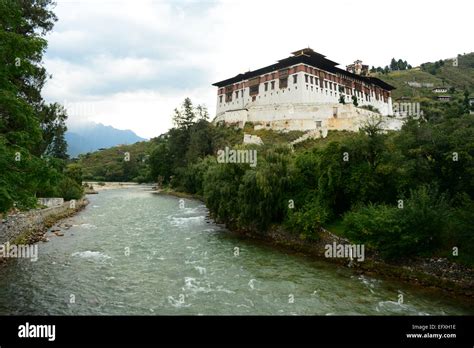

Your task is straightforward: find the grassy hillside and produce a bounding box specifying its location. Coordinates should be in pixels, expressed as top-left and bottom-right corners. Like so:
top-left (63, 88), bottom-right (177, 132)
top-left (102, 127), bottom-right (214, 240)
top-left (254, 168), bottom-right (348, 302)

top-left (243, 122), bottom-right (304, 144)
top-left (374, 52), bottom-right (474, 100)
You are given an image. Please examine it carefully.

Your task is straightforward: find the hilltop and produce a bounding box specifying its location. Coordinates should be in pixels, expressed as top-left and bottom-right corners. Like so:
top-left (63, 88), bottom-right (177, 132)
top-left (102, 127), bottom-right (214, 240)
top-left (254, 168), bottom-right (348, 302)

top-left (76, 140), bottom-right (155, 182)
top-left (373, 52), bottom-right (474, 100)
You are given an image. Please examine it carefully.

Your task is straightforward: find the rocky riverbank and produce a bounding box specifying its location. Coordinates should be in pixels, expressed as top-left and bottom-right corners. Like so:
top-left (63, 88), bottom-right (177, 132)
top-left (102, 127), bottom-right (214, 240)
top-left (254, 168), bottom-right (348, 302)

top-left (0, 198), bottom-right (89, 261)
top-left (232, 224), bottom-right (474, 299)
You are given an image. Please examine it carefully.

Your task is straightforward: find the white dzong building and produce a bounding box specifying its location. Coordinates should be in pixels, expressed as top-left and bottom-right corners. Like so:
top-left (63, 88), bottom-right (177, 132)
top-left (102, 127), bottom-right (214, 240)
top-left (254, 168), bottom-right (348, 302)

top-left (212, 48), bottom-right (398, 134)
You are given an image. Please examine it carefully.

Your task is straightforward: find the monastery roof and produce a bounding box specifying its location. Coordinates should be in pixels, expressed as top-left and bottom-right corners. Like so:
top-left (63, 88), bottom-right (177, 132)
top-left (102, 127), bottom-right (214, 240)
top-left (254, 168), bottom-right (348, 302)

top-left (213, 48), bottom-right (395, 91)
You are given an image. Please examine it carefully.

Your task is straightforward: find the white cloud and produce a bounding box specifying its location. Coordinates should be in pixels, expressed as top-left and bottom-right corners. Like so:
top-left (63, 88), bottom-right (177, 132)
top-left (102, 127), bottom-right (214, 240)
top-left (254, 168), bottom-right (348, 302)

top-left (43, 0), bottom-right (473, 139)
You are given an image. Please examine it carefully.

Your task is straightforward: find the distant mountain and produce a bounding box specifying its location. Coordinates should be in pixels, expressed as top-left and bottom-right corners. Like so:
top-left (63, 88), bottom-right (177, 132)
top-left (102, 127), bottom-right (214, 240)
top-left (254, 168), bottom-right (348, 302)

top-left (66, 123), bottom-right (146, 157)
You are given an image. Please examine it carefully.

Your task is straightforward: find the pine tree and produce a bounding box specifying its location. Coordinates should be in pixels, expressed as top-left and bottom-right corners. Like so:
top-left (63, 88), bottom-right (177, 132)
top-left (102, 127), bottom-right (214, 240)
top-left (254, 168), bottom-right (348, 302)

top-left (196, 105), bottom-right (209, 120)
top-left (390, 58), bottom-right (397, 71)
top-left (172, 98), bottom-right (197, 129)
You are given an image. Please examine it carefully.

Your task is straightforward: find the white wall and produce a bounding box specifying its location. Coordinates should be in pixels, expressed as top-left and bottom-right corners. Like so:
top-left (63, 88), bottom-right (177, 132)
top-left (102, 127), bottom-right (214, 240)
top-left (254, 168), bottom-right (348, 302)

top-left (215, 67), bottom-right (393, 117)
top-left (214, 102), bottom-right (403, 134)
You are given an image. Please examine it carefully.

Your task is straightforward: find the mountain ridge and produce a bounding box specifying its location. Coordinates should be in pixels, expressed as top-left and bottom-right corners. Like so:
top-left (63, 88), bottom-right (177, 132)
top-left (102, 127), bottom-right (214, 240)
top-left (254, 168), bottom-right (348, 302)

top-left (66, 122), bottom-right (146, 157)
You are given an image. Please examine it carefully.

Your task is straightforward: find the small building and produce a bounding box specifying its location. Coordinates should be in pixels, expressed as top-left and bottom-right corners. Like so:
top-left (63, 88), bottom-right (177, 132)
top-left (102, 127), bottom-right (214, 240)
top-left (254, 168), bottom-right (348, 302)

top-left (432, 87), bottom-right (448, 93)
top-left (346, 60), bottom-right (369, 76)
top-left (437, 95), bottom-right (452, 102)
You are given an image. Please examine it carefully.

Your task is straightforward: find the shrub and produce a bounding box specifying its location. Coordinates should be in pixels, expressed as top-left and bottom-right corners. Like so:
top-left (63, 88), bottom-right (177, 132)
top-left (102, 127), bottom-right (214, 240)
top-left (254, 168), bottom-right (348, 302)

top-left (343, 186), bottom-right (449, 259)
top-left (286, 200), bottom-right (329, 240)
top-left (445, 194), bottom-right (474, 266)
top-left (57, 177), bottom-right (84, 201)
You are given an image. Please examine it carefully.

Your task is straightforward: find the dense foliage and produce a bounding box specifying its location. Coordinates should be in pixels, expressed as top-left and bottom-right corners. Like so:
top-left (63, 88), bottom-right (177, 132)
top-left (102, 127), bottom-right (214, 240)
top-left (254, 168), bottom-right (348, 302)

top-left (148, 97), bottom-right (474, 265)
top-left (78, 141), bottom-right (153, 183)
top-left (0, 0), bottom-right (82, 213)
top-left (371, 57), bottom-right (412, 74)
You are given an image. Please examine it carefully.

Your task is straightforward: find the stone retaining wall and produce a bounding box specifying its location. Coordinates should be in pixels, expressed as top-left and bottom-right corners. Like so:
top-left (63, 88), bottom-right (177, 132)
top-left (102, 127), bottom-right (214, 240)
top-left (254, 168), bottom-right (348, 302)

top-left (0, 198), bottom-right (88, 245)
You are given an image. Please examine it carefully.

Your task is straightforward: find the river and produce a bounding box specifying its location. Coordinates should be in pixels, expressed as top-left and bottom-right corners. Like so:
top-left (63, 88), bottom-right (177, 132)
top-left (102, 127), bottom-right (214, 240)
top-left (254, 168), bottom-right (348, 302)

top-left (0, 186), bottom-right (471, 315)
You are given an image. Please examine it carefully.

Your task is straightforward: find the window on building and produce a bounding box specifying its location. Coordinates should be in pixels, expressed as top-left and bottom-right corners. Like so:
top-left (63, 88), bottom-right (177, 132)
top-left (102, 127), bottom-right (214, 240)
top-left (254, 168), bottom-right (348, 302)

top-left (293, 75), bottom-right (297, 84)
top-left (271, 81), bottom-right (275, 90)
top-left (219, 95), bottom-right (223, 103)
top-left (325, 81), bottom-right (328, 88)
top-left (279, 77), bottom-right (288, 89)
top-left (249, 77), bottom-right (260, 96)
top-left (316, 121), bottom-right (322, 127)
top-left (278, 68), bottom-right (288, 89)
top-left (235, 91), bottom-right (239, 99)
top-left (310, 76), bottom-right (313, 84)
top-left (249, 85), bottom-right (259, 95)
top-left (305, 74), bottom-right (308, 83)
top-left (264, 82), bottom-right (268, 91)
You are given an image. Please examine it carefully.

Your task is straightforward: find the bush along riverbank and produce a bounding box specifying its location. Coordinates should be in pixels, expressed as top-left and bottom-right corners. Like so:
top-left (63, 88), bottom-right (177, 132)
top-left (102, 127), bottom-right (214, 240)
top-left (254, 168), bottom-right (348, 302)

top-left (147, 98), bottom-right (474, 298)
top-left (157, 187), bottom-right (473, 298)
top-left (0, 198), bottom-right (89, 264)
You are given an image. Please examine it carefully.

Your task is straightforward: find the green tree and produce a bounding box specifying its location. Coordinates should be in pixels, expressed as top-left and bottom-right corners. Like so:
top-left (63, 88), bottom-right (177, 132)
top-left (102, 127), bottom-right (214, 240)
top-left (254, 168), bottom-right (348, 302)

top-left (352, 95), bottom-right (358, 106)
top-left (37, 102), bottom-right (69, 159)
top-left (390, 58), bottom-right (397, 71)
top-left (0, 0), bottom-right (75, 212)
top-left (172, 97), bottom-right (196, 130)
top-left (149, 140), bottom-right (173, 184)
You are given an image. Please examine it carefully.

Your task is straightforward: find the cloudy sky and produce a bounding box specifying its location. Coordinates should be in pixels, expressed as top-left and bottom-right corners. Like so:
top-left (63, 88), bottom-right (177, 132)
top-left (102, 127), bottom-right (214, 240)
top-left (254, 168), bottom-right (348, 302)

top-left (43, 0), bottom-right (473, 139)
